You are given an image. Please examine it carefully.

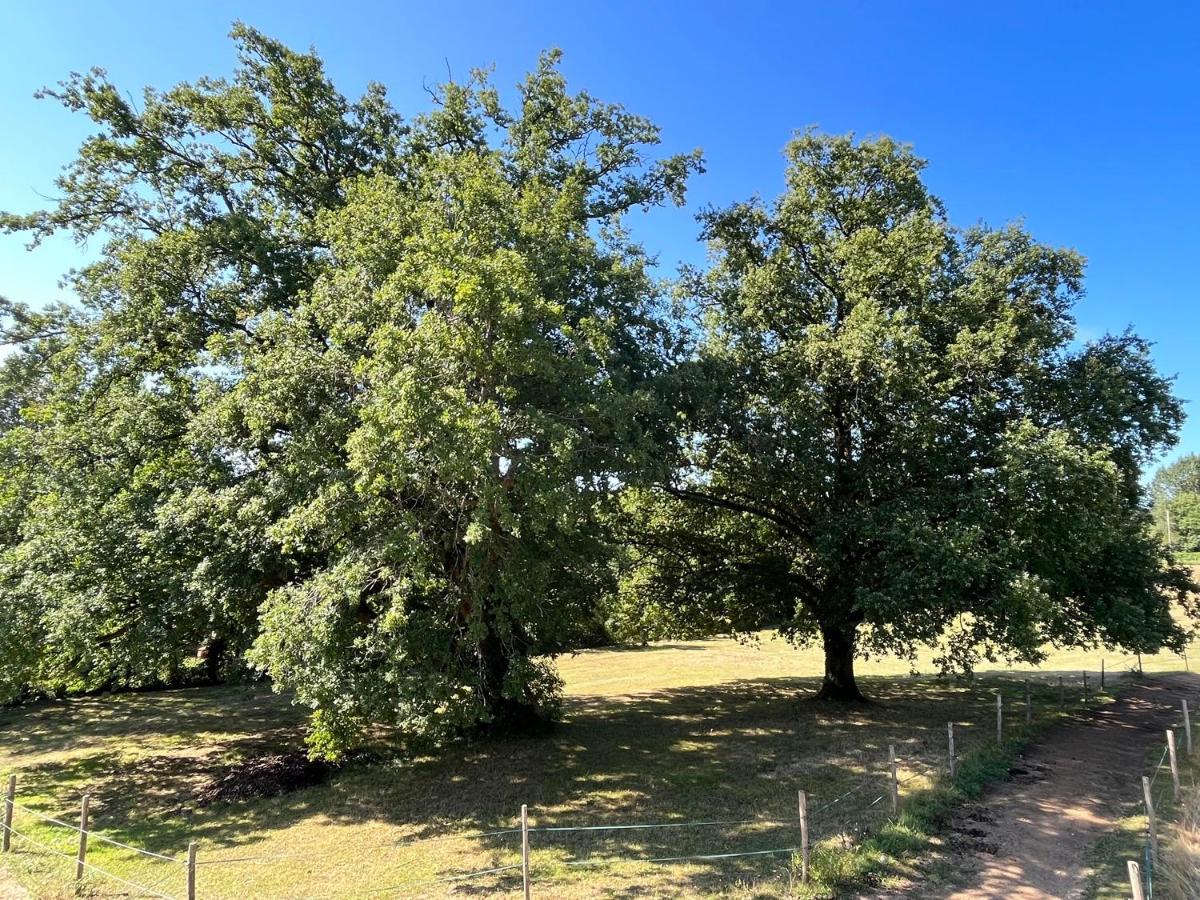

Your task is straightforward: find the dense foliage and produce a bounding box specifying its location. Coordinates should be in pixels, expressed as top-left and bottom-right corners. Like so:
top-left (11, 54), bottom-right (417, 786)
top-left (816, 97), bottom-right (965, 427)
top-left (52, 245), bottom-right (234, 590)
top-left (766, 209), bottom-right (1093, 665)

top-left (0, 29), bottom-right (1191, 749)
top-left (614, 133), bottom-right (1195, 699)
top-left (0, 27), bottom-right (699, 752)
top-left (0, 21), bottom-right (392, 699)
top-left (249, 60), bottom-right (700, 752)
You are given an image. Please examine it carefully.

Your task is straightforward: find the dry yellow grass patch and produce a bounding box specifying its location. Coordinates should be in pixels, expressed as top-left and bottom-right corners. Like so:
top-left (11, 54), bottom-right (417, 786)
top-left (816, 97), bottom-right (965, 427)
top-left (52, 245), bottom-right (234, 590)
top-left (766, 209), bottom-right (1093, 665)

top-left (0, 624), bottom-right (1194, 898)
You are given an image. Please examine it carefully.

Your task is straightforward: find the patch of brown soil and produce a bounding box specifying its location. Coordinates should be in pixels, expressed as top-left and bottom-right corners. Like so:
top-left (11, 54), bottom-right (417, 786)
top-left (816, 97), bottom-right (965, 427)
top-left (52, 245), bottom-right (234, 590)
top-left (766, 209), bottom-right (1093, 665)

top-left (195, 751), bottom-right (332, 805)
top-left (0, 870), bottom-right (28, 900)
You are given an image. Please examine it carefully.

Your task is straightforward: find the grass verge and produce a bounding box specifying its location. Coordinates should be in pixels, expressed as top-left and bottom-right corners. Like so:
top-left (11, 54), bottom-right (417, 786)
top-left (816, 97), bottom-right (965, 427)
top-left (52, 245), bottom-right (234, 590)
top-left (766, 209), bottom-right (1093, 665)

top-left (806, 687), bottom-right (1120, 897)
top-left (1085, 708), bottom-right (1200, 900)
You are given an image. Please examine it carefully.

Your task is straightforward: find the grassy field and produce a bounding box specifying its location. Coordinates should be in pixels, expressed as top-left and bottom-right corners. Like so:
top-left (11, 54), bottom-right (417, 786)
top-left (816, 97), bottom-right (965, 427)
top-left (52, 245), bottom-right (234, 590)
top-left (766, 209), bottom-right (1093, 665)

top-left (0, 629), bottom-right (1195, 899)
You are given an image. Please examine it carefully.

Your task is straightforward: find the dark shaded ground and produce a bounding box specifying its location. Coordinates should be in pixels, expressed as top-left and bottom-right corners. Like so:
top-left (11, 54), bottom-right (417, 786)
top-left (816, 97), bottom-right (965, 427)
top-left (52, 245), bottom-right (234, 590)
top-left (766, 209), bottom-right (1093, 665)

top-left (195, 751), bottom-right (332, 806)
top-left (0, 674), bottom-right (1061, 897)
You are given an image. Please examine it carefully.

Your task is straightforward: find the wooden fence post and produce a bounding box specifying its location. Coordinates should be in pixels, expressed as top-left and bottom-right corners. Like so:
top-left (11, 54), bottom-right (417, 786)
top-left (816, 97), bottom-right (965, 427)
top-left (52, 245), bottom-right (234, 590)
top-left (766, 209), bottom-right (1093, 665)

top-left (521, 804), bottom-right (531, 900)
top-left (1025, 679), bottom-right (1031, 724)
top-left (888, 745), bottom-right (899, 814)
top-left (1142, 775), bottom-right (1158, 864)
top-left (1082, 671), bottom-right (1088, 700)
top-left (75, 794), bottom-right (89, 882)
top-left (1058, 676), bottom-right (1064, 709)
top-left (1128, 860), bottom-right (1146, 900)
top-left (798, 790), bottom-right (809, 883)
top-left (2, 775), bottom-right (14, 853)
top-left (187, 842), bottom-right (197, 900)
top-left (1100, 658), bottom-right (1105, 689)
top-left (1184, 699), bottom-right (1193, 756)
top-left (1168, 729), bottom-right (1181, 802)
top-left (996, 693), bottom-right (1003, 743)
top-left (947, 723), bottom-right (956, 778)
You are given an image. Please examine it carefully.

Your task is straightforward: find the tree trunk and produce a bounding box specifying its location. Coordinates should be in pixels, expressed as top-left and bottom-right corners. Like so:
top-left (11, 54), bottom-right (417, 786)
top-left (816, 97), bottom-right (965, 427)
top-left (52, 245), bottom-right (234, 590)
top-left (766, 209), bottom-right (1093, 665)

top-left (815, 623), bottom-right (866, 702)
top-left (475, 629), bottom-right (545, 733)
top-left (201, 636), bottom-right (227, 684)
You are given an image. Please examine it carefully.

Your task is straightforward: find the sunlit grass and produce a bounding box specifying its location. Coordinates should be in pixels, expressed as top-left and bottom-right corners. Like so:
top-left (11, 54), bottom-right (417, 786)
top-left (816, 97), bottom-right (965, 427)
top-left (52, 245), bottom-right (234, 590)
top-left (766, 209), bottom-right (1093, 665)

top-left (557, 626), bottom-right (1188, 700)
top-left (0, 592), bottom-right (1196, 898)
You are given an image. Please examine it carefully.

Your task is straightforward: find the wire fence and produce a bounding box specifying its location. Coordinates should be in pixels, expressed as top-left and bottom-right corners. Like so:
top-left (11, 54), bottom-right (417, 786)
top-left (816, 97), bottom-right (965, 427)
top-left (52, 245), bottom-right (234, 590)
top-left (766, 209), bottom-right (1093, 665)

top-left (1125, 683), bottom-right (1196, 900)
top-left (0, 659), bottom-right (1188, 899)
top-left (1, 798), bottom-right (188, 899)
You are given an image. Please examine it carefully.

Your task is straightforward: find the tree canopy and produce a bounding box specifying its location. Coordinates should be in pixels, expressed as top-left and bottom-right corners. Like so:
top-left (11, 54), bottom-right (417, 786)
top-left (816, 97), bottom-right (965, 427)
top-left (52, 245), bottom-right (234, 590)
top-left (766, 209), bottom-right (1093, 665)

top-left (614, 133), bottom-right (1194, 699)
top-left (0, 27), bottom-right (700, 752)
top-left (1, 24), bottom-right (408, 708)
top-left (248, 58), bottom-right (701, 752)
top-left (0, 30), bottom-right (1191, 751)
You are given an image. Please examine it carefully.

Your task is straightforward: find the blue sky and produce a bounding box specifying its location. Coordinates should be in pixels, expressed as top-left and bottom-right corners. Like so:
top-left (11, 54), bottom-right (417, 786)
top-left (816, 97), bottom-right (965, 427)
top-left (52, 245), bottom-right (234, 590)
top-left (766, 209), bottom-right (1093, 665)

top-left (2, 1), bottom-right (1198, 468)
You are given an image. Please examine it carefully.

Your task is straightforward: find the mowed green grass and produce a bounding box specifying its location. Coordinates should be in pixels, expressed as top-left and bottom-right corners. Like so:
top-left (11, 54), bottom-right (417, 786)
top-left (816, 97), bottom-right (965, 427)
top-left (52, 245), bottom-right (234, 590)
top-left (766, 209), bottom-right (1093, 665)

top-left (0, 614), bottom-right (1196, 899)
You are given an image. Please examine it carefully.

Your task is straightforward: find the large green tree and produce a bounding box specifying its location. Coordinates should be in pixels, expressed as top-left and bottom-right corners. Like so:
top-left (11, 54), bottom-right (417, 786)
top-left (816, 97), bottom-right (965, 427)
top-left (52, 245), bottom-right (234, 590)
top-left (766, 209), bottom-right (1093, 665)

top-left (1165, 493), bottom-right (1200, 553)
top-left (249, 59), bottom-right (700, 754)
top-left (0, 29), bottom-right (699, 753)
top-left (0, 24), bottom-right (405, 699)
top-left (617, 133), bottom-right (1194, 700)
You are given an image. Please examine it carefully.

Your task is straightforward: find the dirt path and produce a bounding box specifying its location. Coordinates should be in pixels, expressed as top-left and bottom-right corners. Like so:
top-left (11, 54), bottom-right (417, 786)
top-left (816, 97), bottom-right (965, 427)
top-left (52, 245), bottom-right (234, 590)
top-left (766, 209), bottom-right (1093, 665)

top-left (0, 870), bottom-right (28, 900)
top-left (893, 673), bottom-right (1200, 900)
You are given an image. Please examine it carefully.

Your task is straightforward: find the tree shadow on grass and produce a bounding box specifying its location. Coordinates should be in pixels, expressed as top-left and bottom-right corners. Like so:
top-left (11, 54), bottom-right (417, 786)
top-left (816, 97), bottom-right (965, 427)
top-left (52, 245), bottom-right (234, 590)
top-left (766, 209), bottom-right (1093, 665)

top-left (0, 670), bottom-right (1114, 897)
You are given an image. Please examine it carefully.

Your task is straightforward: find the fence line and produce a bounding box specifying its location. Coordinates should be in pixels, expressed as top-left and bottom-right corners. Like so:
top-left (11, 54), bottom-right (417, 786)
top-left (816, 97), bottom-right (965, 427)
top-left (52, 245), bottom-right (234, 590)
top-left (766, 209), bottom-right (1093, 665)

top-left (1126, 697), bottom-right (1197, 900)
top-left (0, 667), bottom-right (1182, 897)
top-left (3, 822), bottom-right (177, 899)
top-left (642, 845), bottom-right (803, 864)
top-left (529, 815), bottom-right (798, 834)
top-left (10, 799), bottom-right (185, 865)
top-left (812, 774), bottom-right (877, 815)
